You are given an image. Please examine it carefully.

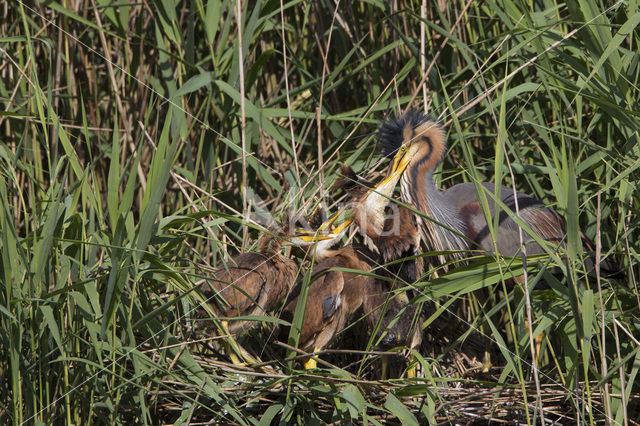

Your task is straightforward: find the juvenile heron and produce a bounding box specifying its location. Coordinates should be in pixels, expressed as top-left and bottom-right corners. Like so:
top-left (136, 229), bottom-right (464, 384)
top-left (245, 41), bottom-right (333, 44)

top-left (360, 204), bottom-right (424, 379)
top-left (278, 162), bottom-right (417, 370)
top-left (198, 230), bottom-right (298, 336)
top-left (283, 167), bottom-right (421, 374)
top-left (308, 166), bottom-right (425, 376)
top-left (194, 228), bottom-right (307, 366)
top-left (334, 164), bottom-right (422, 279)
top-left (282, 215), bottom-right (375, 369)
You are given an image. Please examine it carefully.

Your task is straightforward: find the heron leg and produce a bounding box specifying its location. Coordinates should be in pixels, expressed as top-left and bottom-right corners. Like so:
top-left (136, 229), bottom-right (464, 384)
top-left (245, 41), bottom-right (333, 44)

top-left (380, 354), bottom-right (390, 379)
top-left (220, 320), bottom-right (245, 366)
top-left (405, 359), bottom-right (416, 379)
top-left (481, 351), bottom-right (492, 373)
top-left (402, 347), bottom-right (419, 379)
top-left (534, 332), bottom-right (543, 368)
top-left (516, 275), bottom-right (543, 369)
top-left (524, 318), bottom-right (543, 369)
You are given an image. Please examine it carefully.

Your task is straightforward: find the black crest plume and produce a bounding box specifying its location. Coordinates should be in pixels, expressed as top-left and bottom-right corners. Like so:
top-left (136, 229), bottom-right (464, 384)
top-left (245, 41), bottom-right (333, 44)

top-left (377, 110), bottom-right (439, 158)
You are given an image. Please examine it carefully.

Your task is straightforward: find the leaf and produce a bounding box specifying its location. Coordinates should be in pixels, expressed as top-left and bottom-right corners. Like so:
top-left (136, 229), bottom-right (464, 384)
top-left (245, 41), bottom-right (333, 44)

top-left (215, 80), bottom-right (294, 157)
top-left (258, 403), bottom-right (283, 426)
top-left (384, 393), bottom-right (418, 426)
top-left (136, 107), bottom-right (179, 255)
top-left (40, 305), bottom-right (63, 353)
top-left (341, 384), bottom-right (366, 419)
top-left (173, 72), bottom-right (214, 99)
top-left (107, 115), bottom-right (120, 228)
top-left (581, 289), bottom-right (594, 367)
top-left (204, 0), bottom-right (221, 45)
top-left (578, 11), bottom-right (640, 95)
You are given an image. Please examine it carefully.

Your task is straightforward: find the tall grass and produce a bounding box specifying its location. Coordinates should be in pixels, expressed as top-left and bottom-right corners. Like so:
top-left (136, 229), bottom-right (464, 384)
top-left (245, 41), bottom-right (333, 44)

top-left (1, 0), bottom-right (639, 423)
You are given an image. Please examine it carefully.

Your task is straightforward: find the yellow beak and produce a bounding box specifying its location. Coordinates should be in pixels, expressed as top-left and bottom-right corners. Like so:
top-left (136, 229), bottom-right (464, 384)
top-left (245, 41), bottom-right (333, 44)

top-left (318, 206), bottom-right (356, 232)
top-left (291, 210), bottom-right (354, 245)
top-left (357, 145), bottom-right (413, 219)
top-left (292, 147), bottom-right (413, 245)
top-left (290, 229), bottom-right (336, 244)
top-left (386, 145), bottom-right (413, 187)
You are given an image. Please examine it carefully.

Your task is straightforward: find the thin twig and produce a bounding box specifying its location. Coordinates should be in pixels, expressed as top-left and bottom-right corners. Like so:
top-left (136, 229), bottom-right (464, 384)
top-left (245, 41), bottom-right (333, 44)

top-left (595, 191), bottom-right (612, 422)
top-left (612, 314), bottom-right (628, 426)
top-left (279, 0), bottom-right (300, 182)
top-left (234, 0), bottom-right (248, 249)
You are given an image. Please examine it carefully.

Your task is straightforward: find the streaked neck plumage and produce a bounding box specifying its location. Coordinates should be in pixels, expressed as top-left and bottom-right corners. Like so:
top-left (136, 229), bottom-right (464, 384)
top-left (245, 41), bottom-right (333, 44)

top-left (257, 233), bottom-right (285, 257)
top-left (399, 147), bottom-right (468, 257)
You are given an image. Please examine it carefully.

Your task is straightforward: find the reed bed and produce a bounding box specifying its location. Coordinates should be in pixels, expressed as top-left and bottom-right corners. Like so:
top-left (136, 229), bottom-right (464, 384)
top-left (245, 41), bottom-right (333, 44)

top-left (1, 0), bottom-right (639, 424)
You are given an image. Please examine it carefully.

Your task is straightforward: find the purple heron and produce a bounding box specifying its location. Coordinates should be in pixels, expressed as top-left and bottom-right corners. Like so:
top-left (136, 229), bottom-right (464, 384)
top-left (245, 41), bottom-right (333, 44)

top-left (194, 228), bottom-right (308, 367)
top-left (281, 245), bottom-right (376, 368)
top-left (376, 111), bottom-right (621, 366)
top-left (278, 163), bottom-right (417, 370)
top-left (327, 166), bottom-right (424, 376)
top-left (283, 167), bottom-right (422, 376)
top-left (197, 230), bottom-right (298, 336)
top-left (377, 111), bottom-right (620, 277)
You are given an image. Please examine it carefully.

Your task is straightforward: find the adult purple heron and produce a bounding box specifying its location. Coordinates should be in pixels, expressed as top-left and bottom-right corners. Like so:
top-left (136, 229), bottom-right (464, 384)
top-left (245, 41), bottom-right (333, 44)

top-left (377, 111), bottom-right (620, 277)
top-left (375, 111), bottom-right (621, 366)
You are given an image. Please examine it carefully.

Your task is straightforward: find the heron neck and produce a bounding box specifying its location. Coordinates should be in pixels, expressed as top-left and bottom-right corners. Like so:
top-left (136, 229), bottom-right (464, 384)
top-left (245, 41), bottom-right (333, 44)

top-left (402, 168), bottom-right (467, 252)
top-left (257, 234), bottom-right (284, 256)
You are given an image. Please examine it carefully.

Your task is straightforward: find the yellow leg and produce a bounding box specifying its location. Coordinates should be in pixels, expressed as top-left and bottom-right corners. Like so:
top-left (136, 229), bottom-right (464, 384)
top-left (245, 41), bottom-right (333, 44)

top-left (481, 351), bottom-right (492, 373)
top-left (380, 355), bottom-right (389, 380)
top-left (406, 362), bottom-right (416, 379)
top-left (303, 357), bottom-right (317, 370)
top-left (220, 320), bottom-right (244, 366)
top-left (404, 349), bottom-right (422, 379)
top-left (525, 318), bottom-right (543, 369)
top-left (303, 348), bottom-right (319, 369)
top-left (534, 332), bottom-right (544, 368)
top-left (215, 320), bottom-right (276, 373)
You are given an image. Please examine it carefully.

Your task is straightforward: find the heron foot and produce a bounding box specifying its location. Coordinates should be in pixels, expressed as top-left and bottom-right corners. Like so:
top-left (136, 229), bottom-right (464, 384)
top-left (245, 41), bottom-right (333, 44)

top-left (303, 357), bottom-right (317, 370)
top-left (481, 351), bottom-right (492, 373)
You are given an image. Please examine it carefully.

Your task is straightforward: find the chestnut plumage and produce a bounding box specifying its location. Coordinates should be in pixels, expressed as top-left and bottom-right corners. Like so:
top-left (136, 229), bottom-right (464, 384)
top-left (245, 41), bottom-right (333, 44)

top-left (280, 244), bottom-right (376, 362)
top-left (198, 232), bottom-right (297, 335)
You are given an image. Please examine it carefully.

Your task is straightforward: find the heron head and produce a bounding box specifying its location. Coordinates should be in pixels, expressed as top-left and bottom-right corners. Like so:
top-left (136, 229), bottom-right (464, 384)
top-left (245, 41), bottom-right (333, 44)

top-left (379, 112), bottom-right (447, 184)
top-left (287, 207), bottom-right (354, 248)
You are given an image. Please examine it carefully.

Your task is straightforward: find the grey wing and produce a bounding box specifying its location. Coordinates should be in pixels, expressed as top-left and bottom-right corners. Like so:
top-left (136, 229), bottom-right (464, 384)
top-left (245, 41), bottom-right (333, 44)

top-left (448, 182), bottom-right (565, 256)
top-left (322, 294), bottom-right (341, 319)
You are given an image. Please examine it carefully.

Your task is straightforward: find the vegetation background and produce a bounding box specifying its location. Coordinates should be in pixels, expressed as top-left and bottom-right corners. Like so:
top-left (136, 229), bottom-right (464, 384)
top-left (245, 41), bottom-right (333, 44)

top-left (1, 0), bottom-right (639, 424)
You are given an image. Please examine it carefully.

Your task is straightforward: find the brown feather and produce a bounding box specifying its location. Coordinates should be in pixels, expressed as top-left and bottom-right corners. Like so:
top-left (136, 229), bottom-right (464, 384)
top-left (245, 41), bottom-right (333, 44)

top-left (198, 233), bottom-right (297, 335)
top-left (281, 245), bottom-right (375, 353)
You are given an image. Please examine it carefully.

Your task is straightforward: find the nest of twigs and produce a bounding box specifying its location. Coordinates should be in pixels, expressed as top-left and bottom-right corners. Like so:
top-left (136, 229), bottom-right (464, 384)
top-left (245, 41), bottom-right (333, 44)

top-left (144, 330), bottom-right (638, 425)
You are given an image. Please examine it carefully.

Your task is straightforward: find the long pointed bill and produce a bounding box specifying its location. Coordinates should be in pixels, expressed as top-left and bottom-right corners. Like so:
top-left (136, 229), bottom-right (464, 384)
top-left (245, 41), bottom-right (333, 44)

top-left (290, 209), bottom-right (355, 246)
top-left (317, 206), bottom-right (353, 233)
top-left (361, 145), bottom-right (413, 218)
top-left (289, 230), bottom-right (336, 245)
top-left (386, 144), bottom-right (413, 190)
top-left (328, 215), bottom-right (353, 235)
top-left (291, 146), bottom-right (414, 245)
